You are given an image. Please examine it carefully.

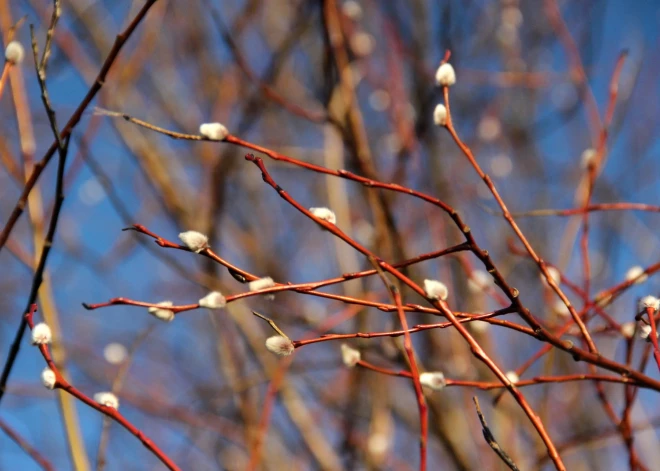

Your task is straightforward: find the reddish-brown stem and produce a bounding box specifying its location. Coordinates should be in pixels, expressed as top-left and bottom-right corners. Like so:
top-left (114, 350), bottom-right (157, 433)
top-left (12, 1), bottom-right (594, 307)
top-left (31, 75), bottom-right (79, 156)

top-left (443, 87), bottom-right (596, 358)
top-left (92, 110), bottom-right (660, 393)
top-left (392, 287), bottom-right (427, 471)
top-left (445, 374), bottom-right (638, 390)
top-left (293, 309), bottom-right (523, 349)
top-left (86, 232), bottom-right (480, 319)
top-left (0, 416), bottom-right (55, 471)
top-left (355, 364), bottom-right (639, 390)
top-left (576, 51), bottom-right (627, 335)
top-left (644, 307), bottom-right (660, 373)
top-left (0, 62), bottom-right (10, 101)
top-left (356, 359), bottom-right (413, 379)
top-left (244, 153), bottom-right (566, 470)
top-left (508, 202), bottom-right (660, 218)
top-left (247, 357), bottom-right (293, 471)
top-left (24, 305), bottom-right (181, 471)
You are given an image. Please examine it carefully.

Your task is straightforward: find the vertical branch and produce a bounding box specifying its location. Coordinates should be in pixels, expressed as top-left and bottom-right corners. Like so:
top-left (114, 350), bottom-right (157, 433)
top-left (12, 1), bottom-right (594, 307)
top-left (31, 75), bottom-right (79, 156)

top-left (95, 327), bottom-right (154, 471)
top-left (391, 286), bottom-right (428, 470)
top-left (442, 85), bottom-right (597, 356)
top-left (0, 0), bottom-right (161, 404)
top-left (369, 257), bottom-right (427, 470)
top-left (0, 0), bottom-right (160, 255)
top-left (244, 153), bottom-right (566, 470)
top-left (246, 357), bottom-right (293, 471)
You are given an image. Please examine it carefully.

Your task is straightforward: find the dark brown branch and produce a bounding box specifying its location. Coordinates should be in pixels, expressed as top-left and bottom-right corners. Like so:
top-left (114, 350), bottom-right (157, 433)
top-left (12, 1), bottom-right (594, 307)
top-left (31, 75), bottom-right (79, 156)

top-left (472, 397), bottom-right (520, 471)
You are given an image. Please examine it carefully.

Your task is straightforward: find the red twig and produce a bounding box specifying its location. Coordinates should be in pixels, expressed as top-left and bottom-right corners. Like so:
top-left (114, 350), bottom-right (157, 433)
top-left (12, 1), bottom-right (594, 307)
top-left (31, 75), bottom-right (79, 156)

top-left (391, 286), bottom-right (427, 471)
top-left (0, 62), bottom-right (10, 101)
top-left (507, 202), bottom-right (660, 218)
top-left (0, 0), bottom-right (162, 404)
top-left (0, 417), bottom-right (55, 471)
top-left (443, 87), bottom-right (595, 359)
top-left (244, 153), bottom-right (566, 470)
top-left (356, 359), bottom-right (413, 379)
top-left (643, 306), bottom-right (660, 373)
top-left (247, 357), bottom-right (293, 471)
top-left (24, 305), bottom-right (181, 471)
top-left (91, 109), bottom-right (660, 394)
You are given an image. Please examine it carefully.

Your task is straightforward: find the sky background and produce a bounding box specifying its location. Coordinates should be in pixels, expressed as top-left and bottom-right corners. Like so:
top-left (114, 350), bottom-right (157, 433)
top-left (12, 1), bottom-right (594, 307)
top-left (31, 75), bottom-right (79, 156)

top-left (1, 1), bottom-right (660, 470)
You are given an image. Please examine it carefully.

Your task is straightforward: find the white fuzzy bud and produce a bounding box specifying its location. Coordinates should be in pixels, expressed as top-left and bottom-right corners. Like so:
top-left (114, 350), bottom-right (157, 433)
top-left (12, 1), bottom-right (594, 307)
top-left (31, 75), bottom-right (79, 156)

top-left (341, 344), bottom-right (361, 367)
top-left (265, 336), bottom-right (294, 356)
top-left (552, 300), bottom-right (570, 318)
top-left (625, 266), bottom-right (648, 285)
top-left (505, 371), bottom-right (519, 384)
top-left (419, 372), bottom-right (446, 390)
top-left (5, 41), bottom-right (24, 65)
top-left (620, 322), bottom-right (636, 339)
top-left (641, 296), bottom-right (660, 311)
top-left (199, 122), bottom-right (229, 141)
top-left (639, 324), bottom-right (659, 341)
top-left (178, 230), bottom-right (209, 253)
top-left (541, 266), bottom-right (561, 286)
top-left (342, 1), bottom-right (362, 20)
top-left (103, 343), bottom-right (127, 365)
top-left (470, 320), bottom-right (490, 333)
top-left (367, 432), bottom-right (390, 457)
top-left (94, 392), bottom-right (119, 409)
top-left (248, 277), bottom-right (275, 292)
top-left (595, 291), bottom-right (612, 308)
top-left (41, 368), bottom-right (56, 390)
top-left (424, 279), bottom-right (448, 301)
top-left (31, 323), bottom-right (52, 345)
top-left (467, 270), bottom-right (491, 293)
top-left (435, 63), bottom-right (456, 86)
top-left (580, 148), bottom-right (596, 169)
top-left (433, 104), bottom-right (447, 126)
top-left (148, 301), bottom-right (175, 322)
top-left (199, 291), bottom-right (226, 309)
top-left (309, 207), bottom-right (337, 225)
top-left (350, 32), bottom-right (375, 57)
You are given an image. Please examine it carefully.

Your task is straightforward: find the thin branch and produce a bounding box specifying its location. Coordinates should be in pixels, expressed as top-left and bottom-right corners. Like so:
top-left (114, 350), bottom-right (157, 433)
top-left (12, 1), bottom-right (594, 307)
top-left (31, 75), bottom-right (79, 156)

top-left (0, 417), bottom-right (55, 471)
top-left (252, 311), bottom-right (289, 339)
top-left (0, 0), bottom-right (160, 255)
top-left (24, 305), bottom-right (181, 471)
top-left (472, 397), bottom-right (520, 471)
top-left (0, 0), bottom-right (161, 403)
top-left (89, 109), bottom-right (660, 394)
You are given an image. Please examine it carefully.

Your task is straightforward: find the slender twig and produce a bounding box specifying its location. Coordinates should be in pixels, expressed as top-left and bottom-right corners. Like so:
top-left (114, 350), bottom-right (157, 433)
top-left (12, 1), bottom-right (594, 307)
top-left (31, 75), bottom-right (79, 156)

top-left (0, 417), bottom-right (55, 471)
top-left (24, 305), bottom-right (181, 471)
top-left (499, 202), bottom-right (660, 218)
top-left (0, 0), bottom-right (160, 254)
top-left (95, 327), bottom-right (154, 471)
top-left (0, 0), bottom-right (160, 403)
top-left (472, 397), bottom-right (520, 471)
top-left (369, 257), bottom-right (427, 471)
top-left (0, 62), bottom-right (10, 101)
top-left (243, 153), bottom-right (566, 470)
top-left (246, 356), bottom-right (292, 471)
top-left (89, 109), bottom-right (660, 394)
top-left (443, 86), bottom-right (595, 359)
top-left (252, 311), bottom-right (289, 339)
